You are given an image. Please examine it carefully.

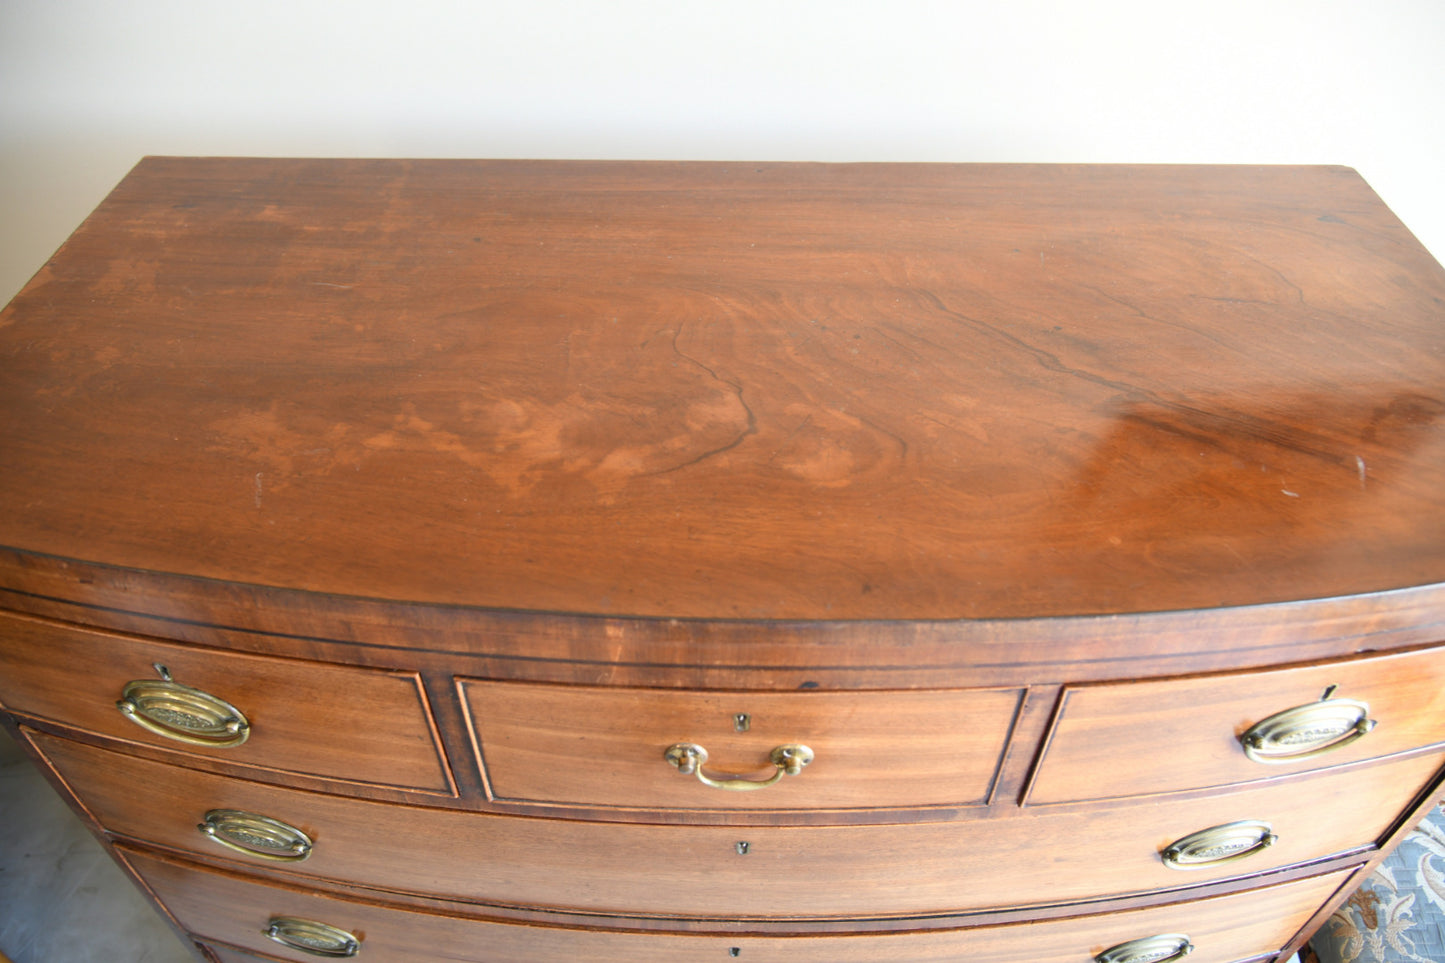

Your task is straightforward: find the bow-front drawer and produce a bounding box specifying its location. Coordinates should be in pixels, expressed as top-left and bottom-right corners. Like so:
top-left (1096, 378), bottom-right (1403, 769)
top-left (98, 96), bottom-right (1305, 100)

top-left (35, 728), bottom-right (1438, 918)
top-left (124, 843), bottom-right (1352, 963)
top-left (459, 679), bottom-right (1026, 811)
top-left (1028, 644), bottom-right (1445, 805)
top-left (0, 612), bottom-right (452, 793)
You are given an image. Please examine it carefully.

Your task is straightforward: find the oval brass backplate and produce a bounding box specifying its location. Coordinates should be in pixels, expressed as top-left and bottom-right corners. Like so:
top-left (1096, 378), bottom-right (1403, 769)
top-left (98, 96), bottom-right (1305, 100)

top-left (1161, 819), bottom-right (1276, 870)
top-left (200, 809), bottom-right (313, 862)
top-left (1095, 933), bottom-right (1194, 963)
top-left (264, 916), bottom-right (360, 958)
top-left (1240, 697), bottom-right (1375, 763)
top-left (116, 677), bottom-right (250, 747)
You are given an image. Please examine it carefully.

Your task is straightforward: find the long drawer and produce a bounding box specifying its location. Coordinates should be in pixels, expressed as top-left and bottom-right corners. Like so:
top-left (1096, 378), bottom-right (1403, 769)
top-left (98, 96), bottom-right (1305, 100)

top-left (199, 947), bottom-right (272, 963)
top-left (125, 844), bottom-right (1353, 963)
top-left (1029, 644), bottom-right (1445, 805)
top-left (36, 729), bottom-right (1433, 918)
top-left (0, 612), bottom-right (452, 793)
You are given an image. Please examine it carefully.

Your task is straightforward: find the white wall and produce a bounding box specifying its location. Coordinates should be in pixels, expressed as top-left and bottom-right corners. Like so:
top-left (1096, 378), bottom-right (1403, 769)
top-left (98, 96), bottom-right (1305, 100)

top-left (3, 0), bottom-right (1444, 301)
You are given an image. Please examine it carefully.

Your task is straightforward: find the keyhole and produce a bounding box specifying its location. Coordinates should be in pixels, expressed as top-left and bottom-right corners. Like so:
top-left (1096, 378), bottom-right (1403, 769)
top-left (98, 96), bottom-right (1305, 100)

top-left (735, 841), bottom-right (750, 855)
top-left (733, 713), bottom-right (751, 732)
top-left (1321, 684), bottom-right (1339, 701)
top-left (729, 949), bottom-right (741, 958)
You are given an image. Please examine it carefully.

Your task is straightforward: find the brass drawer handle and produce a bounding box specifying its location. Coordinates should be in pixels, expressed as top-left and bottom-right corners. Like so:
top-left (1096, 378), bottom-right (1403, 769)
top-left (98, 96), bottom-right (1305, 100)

top-left (1161, 819), bottom-right (1276, 870)
top-left (264, 916), bottom-right (360, 958)
top-left (664, 742), bottom-right (813, 791)
top-left (1095, 933), bottom-right (1194, 963)
top-left (200, 809), bottom-right (313, 862)
top-left (1240, 695), bottom-right (1375, 764)
top-left (115, 664), bottom-right (250, 748)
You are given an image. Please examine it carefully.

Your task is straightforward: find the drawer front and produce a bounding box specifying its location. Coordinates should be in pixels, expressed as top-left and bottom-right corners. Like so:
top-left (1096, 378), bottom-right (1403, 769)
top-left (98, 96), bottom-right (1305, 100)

top-left (0, 612), bottom-right (452, 793)
top-left (38, 729), bottom-right (1433, 918)
top-left (126, 844), bottom-right (1351, 963)
top-left (460, 680), bottom-right (1024, 810)
top-left (202, 948), bottom-right (270, 963)
top-left (1029, 644), bottom-right (1445, 805)
top-left (203, 948), bottom-right (276, 963)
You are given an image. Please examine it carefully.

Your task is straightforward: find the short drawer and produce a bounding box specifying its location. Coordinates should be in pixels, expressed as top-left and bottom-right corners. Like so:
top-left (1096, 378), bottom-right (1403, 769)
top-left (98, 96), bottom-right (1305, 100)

top-left (460, 680), bottom-right (1024, 811)
top-left (126, 844), bottom-right (1351, 963)
top-left (1028, 644), bottom-right (1445, 805)
top-left (37, 729), bottom-right (1436, 918)
top-left (0, 612), bottom-right (452, 793)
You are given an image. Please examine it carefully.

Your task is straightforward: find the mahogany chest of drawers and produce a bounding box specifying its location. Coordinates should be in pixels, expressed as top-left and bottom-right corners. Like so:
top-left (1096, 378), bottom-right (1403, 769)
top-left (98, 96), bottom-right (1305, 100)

top-left (2, 159), bottom-right (1444, 963)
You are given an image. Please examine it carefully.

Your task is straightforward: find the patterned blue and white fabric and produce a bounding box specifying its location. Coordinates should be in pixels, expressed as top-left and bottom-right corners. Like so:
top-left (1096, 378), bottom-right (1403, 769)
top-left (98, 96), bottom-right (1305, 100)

top-left (1311, 804), bottom-right (1445, 963)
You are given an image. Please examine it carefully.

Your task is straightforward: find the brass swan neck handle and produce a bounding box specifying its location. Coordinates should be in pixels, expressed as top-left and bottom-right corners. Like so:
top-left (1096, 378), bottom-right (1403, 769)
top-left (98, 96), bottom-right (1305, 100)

top-left (664, 742), bottom-right (814, 791)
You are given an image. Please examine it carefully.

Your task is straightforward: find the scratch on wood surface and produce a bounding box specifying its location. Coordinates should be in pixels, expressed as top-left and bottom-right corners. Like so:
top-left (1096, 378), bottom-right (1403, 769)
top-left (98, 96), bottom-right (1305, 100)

top-left (1356, 455), bottom-right (1367, 489)
top-left (254, 472), bottom-right (263, 508)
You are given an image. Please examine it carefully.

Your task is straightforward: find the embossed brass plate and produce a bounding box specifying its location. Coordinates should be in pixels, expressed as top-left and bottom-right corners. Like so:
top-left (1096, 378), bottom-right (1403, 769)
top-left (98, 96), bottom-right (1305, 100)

top-left (116, 676), bottom-right (250, 747)
top-left (1095, 933), bottom-right (1194, 963)
top-left (264, 916), bottom-right (360, 957)
top-left (1240, 697), bottom-right (1375, 763)
top-left (1161, 819), bottom-right (1276, 870)
top-left (199, 809), bottom-right (313, 862)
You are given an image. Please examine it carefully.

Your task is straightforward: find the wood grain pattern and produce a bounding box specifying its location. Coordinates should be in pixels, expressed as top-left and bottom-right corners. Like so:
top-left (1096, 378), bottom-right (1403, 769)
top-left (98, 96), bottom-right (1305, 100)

top-left (7, 547), bottom-right (1445, 689)
top-left (34, 729), bottom-right (1442, 920)
top-left (1, 160), bottom-right (1442, 621)
top-left (461, 680), bottom-right (1021, 810)
top-left (4, 160), bottom-right (1445, 962)
top-left (0, 612), bottom-right (453, 793)
top-left (123, 843), bottom-right (1353, 963)
top-left (1027, 643), bottom-right (1445, 805)
top-left (202, 946), bottom-right (287, 963)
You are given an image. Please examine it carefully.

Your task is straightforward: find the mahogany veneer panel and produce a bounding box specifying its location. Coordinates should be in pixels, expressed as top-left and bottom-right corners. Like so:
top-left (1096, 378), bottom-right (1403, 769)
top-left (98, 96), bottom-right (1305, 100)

top-left (35, 729), bottom-right (1442, 918)
top-left (1029, 644), bottom-right (1445, 805)
top-left (461, 680), bottom-right (1022, 810)
top-left (1, 160), bottom-right (1443, 622)
top-left (202, 948), bottom-right (277, 963)
top-left (200, 947), bottom-right (272, 963)
top-left (0, 613), bottom-right (452, 793)
top-left (125, 844), bottom-right (1353, 963)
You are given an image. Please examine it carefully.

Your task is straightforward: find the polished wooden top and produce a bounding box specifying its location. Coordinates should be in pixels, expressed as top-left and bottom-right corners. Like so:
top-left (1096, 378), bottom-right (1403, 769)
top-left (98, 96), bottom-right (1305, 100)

top-left (1, 159), bottom-right (1442, 621)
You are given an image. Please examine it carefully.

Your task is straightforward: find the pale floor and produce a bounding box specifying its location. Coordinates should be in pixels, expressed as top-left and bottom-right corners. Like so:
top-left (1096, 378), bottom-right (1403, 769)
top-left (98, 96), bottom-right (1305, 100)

top-left (0, 726), bottom-right (197, 963)
top-left (0, 725), bottom-right (1307, 963)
